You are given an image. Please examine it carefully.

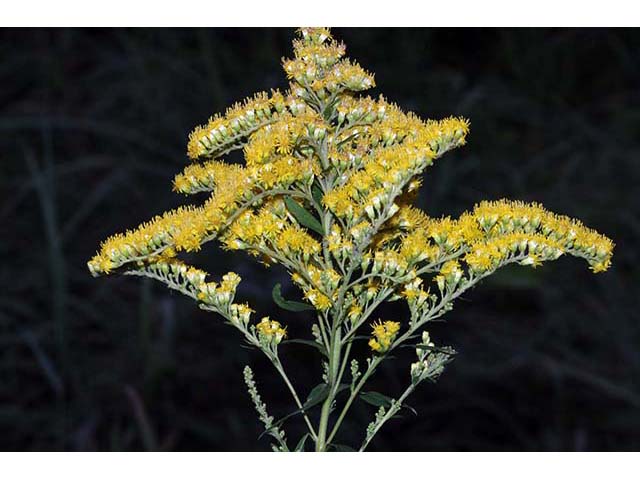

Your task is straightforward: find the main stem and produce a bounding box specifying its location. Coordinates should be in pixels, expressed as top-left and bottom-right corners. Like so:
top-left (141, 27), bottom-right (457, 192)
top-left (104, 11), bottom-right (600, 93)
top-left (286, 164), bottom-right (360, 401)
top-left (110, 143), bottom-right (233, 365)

top-left (315, 394), bottom-right (332, 452)
top-left (315, 324), bottom-right (342, 451)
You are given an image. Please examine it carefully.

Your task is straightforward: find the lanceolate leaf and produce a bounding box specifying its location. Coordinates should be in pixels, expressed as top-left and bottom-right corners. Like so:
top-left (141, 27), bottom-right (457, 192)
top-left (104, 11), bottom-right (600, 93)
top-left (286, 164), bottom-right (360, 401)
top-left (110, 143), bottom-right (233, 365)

top-left (359, 391), bottom-right (393, 408)
top-left (264, 383), bottom-right (330, 436)
top-left (404, 405), bottom-right (418, 416)
top-left (311, 184), bottom-right (324, 206)
top-left (262, 383), bottom-right (350, 438)
top-left (359, 391), bottom-right (417, 416)
top-left (305, 383), bottom-right (331, 408)
top-left (284, 197), bottom-right (324, 235)
top-left (272, 283), bottom-right (314, 312)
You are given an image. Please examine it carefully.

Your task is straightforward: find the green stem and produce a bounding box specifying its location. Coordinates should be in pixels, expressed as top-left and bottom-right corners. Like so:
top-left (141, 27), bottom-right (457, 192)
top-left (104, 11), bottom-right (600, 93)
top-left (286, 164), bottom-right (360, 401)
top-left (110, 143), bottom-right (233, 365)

top-left (359, 383), bottom-right (417, 452)
top-left (316, 394), bottom-right (332, 452)
top-left (273, 356), bottom-right (318, 441)
top-left (315, 326), bottom-right (342, 451)
top-left (355, 256), bottom-right (531, 450)
top-left (342, 288), bottom-right (394, 342)
top-left (335, 341), bottom-right (353, 389)
top-left (327, 356), bottom-right (382, 444)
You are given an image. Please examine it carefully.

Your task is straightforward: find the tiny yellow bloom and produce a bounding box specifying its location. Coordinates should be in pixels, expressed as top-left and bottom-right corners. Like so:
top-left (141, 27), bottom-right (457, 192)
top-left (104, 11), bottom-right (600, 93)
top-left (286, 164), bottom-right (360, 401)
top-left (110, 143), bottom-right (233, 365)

top-left (369, 320), bottom-right (401, 353)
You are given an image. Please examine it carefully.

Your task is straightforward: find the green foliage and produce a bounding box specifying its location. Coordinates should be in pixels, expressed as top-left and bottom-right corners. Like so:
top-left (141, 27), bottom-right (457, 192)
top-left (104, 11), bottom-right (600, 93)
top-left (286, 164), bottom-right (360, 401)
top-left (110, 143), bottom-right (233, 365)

top-left (284, 197), bottom-right (324, 235)
top-left (272, 283), bottom-right (315, 312)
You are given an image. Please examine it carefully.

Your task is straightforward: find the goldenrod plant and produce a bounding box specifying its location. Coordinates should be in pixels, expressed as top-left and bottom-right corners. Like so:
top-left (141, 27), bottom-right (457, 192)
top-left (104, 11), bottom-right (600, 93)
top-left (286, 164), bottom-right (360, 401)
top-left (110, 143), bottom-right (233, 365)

top-left (88, 28), bottom-right (614, 452)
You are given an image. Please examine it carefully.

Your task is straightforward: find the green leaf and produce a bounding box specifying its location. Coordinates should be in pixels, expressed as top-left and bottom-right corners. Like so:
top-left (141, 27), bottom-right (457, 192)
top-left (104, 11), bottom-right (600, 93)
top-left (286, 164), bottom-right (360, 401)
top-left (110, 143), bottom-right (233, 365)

top-left (311, 184), bottom-right (324, 206)
top-left (404, 405), bottom-right (418, 416)
top-left (263, 383), bottom-right (330, 437)
top-left (304, 383), bottom-right (330, 408)
top-left (261, 382), bottom-right (349, 439)
top-left (359, 391), bottom-right (393, 408)
top-left (272, 283), bottom-right (314, 312)
top-left (359, 391), bottom-right (418, 416)
top-left (285, 197), bottom-right (324, 235)
top-left (258, 424), bottom-right (285, 441)
top-left (295, 433), bottom-right (311, 452)
top-left (282, 338), bottom-right (328, 357)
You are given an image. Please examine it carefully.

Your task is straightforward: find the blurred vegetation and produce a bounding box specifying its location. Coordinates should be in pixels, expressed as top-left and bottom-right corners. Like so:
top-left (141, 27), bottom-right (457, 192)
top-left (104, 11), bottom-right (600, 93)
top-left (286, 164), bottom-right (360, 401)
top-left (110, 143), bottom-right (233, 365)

top-left (1, 28), bottom-right (638, 451)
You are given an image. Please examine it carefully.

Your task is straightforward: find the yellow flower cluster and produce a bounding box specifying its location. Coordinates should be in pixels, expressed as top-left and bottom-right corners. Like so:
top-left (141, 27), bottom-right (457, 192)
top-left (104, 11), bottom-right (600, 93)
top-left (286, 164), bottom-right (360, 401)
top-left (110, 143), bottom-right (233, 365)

top-left (256, 317), bottom-right (287, 346)
top-left (470, 200), bottom-right (613, 273)
top-left (336, 95), bottom-right (389, 127)
top-left (251, 156), bottom-right (317, 191)
top-left (228, 303), bottom-right (254, 328)
top-left (342, 198), bottom-right (613, 310)
top-left (283, 28), bottom-right (374, 97)
top-left (399, 229), bottom-right (440, 264)
top-left (289, 264), bottom-right (341, 311)
top-left (88, 28), bottom-right (475, 279)
top-left (187, 91), bottom-right (285, 161)
top-left (305, 265), bottom-right (342, 292)
top-left (173, 160), bottom-right (247, 195)
top-left (390, 204), bottom-right (432, 231)
top-left (401, 277), bottom-right (431, 308)
top-left (88, 206), bottom-right (209, 275)
top-left (197, 272), bottom-right (242, 308)
top-left (222, 200), bottom-right (287, 251)
top-left (220, 198), bottom-right (322, 266)
top-left (369, 320), bottom-right (401, 353)
top-left (297, 27), bottom-right (332, 44)
top-left (464, 232), bottom-right (564, 274)
top-left (89, 26), bottom-right (613, 365)
top-left (275, 226), bottom-right (322, 258)
top-left (377, 200), bottom-right (612, 303)
top-left (303, 289), bottom-right (333, 311)
top-left (326, 224), bottom-right (353, 258)
top-left (369, 250), bottom-right (411, 278)
top-left (243, 113), bottom-right (321, 167)
top-left (291, 36), bottom-right (346, 69)
top-left (347, 302), bottom-right (364, 321)
top-left (88, 174), bottom-right (256, 275)
top-left (335, 97), bottom-right (468, 161)
top-left (424, 214), bottom-right (482, 251)
top-left (323, 59), bottom-right (375, 92)
top-left (322, 116), bottom-right (469, 223)
top-left (435, 260), bottom-right (465, 292)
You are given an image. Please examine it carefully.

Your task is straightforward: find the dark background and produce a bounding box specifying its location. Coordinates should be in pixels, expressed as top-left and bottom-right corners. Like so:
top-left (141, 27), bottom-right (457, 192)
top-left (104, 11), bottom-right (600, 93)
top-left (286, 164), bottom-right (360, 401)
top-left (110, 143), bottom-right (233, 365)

top-left (1, 28), bottom-right (639, 451)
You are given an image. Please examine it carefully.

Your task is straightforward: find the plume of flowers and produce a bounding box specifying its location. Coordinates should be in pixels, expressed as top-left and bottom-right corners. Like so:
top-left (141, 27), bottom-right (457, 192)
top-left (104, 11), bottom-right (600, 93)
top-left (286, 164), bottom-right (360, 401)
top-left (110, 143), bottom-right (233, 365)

top-left (87, 27), bottom-right (613, 452)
